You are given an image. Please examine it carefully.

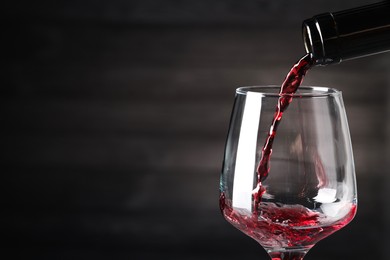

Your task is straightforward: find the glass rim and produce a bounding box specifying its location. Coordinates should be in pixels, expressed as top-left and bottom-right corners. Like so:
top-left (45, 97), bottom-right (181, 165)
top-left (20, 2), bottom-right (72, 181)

top-left (236, 86), bottom-right (342, 98)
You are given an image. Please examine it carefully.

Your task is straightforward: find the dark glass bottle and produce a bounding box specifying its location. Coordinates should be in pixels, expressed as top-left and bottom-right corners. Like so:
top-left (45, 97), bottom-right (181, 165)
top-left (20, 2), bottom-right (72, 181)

top-left (302, 1), bottom-right (390, 65)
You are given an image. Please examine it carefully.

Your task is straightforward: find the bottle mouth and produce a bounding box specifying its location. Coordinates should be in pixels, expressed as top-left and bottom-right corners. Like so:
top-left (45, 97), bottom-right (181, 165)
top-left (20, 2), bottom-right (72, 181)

top-left (302, 19), bottom-right (325, 65)
top-left (302, 14), bottom-right (341, 66)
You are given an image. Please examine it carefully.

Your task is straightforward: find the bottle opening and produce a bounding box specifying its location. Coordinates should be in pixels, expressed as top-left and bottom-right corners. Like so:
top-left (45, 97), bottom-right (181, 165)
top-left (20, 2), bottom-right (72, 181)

top-left (302, 14), bottom-right (341, 66)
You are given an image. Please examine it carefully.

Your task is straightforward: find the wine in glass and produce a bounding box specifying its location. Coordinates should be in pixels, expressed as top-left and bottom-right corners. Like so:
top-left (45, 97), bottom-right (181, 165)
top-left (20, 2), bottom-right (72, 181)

top-left (219, 86), bottom-right (357, 260)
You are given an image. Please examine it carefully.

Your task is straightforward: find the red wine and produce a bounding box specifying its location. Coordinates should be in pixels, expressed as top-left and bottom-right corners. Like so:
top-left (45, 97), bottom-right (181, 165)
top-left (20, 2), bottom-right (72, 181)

top-left (220, 196), bottom-right (356, 251)
top-left (253, 54), bottom-right (313, 209)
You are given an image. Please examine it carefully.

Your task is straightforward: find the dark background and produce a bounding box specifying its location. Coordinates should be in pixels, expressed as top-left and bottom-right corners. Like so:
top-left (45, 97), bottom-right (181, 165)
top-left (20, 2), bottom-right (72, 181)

top-left (2, 0), bottom-right (390, 259)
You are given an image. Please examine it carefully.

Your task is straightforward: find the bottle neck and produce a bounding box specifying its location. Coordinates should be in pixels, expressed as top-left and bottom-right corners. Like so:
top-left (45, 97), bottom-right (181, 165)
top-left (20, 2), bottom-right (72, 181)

top-left (303, 1), bottom-right (390, 66)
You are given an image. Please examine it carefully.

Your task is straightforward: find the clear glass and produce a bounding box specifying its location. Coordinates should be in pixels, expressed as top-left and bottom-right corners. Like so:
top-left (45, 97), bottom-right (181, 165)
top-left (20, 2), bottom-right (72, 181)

top-left (219, 86), bottom-right (357, 260)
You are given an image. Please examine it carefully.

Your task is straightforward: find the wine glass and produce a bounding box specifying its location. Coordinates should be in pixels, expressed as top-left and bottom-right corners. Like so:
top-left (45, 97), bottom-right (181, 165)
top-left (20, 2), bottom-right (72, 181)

top-left (219, 86), bottom-right (357, 260)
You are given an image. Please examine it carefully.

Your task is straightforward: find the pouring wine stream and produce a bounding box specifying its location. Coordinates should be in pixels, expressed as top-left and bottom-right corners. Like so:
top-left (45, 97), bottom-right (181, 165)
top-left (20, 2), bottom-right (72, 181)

top-left (253, 53), bottom-right (314, 211)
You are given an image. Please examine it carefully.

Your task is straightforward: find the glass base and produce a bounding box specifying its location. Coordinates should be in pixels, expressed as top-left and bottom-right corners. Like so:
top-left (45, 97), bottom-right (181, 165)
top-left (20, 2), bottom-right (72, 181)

top-left (267, 247), bottom-right (311, 260)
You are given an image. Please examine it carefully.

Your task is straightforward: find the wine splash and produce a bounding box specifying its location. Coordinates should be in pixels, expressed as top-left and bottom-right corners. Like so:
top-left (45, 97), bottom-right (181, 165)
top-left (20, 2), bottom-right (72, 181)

top-left (222, 199), bottom-right (356, 252)
top-left (253, 53), bottom-right (313, 209)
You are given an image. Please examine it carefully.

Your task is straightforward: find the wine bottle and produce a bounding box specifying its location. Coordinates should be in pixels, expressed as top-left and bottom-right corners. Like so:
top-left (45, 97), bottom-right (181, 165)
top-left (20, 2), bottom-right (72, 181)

top-left (302, 1), bottom-right (390, 65)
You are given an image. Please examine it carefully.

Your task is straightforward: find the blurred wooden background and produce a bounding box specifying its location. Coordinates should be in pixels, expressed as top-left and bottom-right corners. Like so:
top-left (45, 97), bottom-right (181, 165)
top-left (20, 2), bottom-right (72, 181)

top-left (2, 0), bottom-right (390, 259)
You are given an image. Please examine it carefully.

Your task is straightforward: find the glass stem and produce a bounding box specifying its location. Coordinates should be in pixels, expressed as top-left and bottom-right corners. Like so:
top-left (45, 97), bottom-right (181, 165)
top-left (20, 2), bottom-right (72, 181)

top-left (268, 250), bottom-right (307, 260)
